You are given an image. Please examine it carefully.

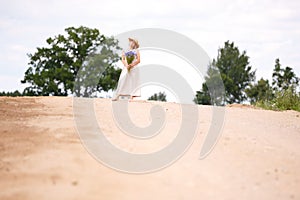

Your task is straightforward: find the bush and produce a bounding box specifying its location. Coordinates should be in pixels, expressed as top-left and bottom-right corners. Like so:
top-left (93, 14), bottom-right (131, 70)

top-left (0, 90), bottom-right (23, 97)
top-left (256, 87), bottom-right (300, 111)
top-left (148, 92), bottom-right (167, 102)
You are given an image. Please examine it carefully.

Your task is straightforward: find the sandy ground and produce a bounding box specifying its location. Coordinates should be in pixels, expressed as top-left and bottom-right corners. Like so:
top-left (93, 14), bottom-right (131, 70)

top-left (0, 97), bottom-right (300, 200)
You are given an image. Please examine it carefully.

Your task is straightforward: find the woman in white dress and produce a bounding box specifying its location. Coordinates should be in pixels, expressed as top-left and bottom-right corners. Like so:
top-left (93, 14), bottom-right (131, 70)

top-left (112, 38), bottom-right (141, 101)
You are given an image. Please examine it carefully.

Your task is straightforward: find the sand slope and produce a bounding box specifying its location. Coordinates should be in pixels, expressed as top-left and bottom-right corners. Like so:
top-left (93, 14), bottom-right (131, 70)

top-left (0, 97), bottom-right (300, 200)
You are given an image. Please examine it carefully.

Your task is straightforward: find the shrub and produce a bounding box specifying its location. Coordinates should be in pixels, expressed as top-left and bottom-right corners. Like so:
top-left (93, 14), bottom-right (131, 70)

top-left (256, 87), bottom-right (300, 111)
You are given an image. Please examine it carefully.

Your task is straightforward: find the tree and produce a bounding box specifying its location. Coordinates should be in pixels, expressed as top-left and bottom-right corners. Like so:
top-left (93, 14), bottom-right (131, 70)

top-left (21, 26), bottom-right (121, 96)
top-left (213, 41), bottom-right (255, 103)
top-left (193, 66), bottom-right (225, 106)
top-left (193, 83), bottom-right (211, 105)
top-left (245, 59), bottom-right (300, 111)
top-left (245, 78), bottom-right (273, 104)
top-left (194, 41), bottom-right (255, 105)
top-left (148, 92), bottom-right (167, 102)
top-left (272, 58), bottom-right (299, 92)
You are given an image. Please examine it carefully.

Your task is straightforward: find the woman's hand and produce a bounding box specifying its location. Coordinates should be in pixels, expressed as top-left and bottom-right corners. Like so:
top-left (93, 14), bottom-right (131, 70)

top-left (127, 64), bottom-right (133, 70)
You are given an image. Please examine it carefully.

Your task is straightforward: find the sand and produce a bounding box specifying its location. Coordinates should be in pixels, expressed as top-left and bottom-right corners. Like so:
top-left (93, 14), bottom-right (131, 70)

top-left (0, 97), bottom-right (300, 200)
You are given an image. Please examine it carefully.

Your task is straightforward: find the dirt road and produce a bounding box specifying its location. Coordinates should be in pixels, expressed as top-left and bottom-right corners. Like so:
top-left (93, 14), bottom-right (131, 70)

top-left (1, 97), bottom-right (299, 200)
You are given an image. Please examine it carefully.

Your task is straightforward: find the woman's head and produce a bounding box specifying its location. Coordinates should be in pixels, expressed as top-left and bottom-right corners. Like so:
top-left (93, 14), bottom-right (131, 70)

top-left (128, 38), bottom-right (139, 49)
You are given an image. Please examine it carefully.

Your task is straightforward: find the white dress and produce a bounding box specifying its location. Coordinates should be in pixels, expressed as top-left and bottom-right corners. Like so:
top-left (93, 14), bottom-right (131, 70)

top-left (112, 49), bottom-right (141, 100)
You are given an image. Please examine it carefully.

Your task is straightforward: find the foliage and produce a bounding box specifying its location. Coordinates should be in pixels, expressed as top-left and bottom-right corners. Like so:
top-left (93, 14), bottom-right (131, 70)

top-left (253, 59), bottom-right (300, 112)
top-left (194, 41), bottom-right (255, 105)
top-left (213, 41), bottom-right (255, 103)
top-left (245, 78), bottom-right (273, 104)
top-left (193, 83), bottom-right (211, 105)
top-left (21, 26), bottom-right (121, 97)
top-left (256, 87), bottom-right (300, 111)
top-left (148, 92), bottom-right (167, 102)
top-left (273, 88), bottom-right (300, 111)
top-left (0, 90), bottom-right (23, 97)
top-left (272, 58), bottom-right (299, 91)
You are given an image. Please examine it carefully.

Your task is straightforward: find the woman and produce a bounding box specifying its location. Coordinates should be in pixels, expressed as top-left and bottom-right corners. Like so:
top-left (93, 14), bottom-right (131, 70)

top-left (112, 38), bottom-right (141, 101)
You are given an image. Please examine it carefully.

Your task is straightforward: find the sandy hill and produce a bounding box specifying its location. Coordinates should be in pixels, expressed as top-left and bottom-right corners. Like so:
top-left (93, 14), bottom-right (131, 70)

top-left (0, 97), bottom-right (300, 200)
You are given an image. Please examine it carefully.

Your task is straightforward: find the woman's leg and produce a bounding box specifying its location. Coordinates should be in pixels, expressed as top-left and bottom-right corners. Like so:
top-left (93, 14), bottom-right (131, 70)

top-left (112, 94), bottom-right (120, 101)
top-left (129, 96), bottom-right (134, 101)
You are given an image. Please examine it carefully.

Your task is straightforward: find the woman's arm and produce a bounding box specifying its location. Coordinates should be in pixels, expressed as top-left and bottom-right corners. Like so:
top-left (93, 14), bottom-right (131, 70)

top-left (121, 51), bottom-right (128, 67)
top-left (128, 50), bottom-right (140, 69)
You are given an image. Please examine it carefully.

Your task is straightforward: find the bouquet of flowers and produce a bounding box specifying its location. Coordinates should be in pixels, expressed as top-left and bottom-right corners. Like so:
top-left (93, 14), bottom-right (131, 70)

top-left (125, 50), bottom-right (136, 72)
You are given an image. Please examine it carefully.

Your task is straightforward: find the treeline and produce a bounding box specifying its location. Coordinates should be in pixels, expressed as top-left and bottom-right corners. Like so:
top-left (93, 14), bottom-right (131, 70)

top-left (193, 41), bottom-right (300, 111)
top-left (0, 90), bottom-right (23, 97)
top-left (1, 26), bottom-right (299, 111)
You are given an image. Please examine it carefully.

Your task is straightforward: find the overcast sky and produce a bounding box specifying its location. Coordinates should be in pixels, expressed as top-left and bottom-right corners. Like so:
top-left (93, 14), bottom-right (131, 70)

top-left (1, 0), bottom-right (299, 99)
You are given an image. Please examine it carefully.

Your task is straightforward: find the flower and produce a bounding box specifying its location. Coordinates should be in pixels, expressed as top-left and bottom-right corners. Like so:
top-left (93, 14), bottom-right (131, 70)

top-left (125, 50), bottom-right (136, 72)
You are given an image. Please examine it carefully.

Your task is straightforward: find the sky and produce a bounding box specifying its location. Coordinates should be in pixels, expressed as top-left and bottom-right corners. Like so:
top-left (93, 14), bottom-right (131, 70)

top-left (0, 0), bottom-right (299, 102)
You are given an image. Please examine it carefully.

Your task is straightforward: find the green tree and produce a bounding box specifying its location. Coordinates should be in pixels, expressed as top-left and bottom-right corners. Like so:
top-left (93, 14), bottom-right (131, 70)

top-left (214, 41), bottom-right (255, 103)
top-left (245, 78), bottom-right (273, 104)
top-left (194, 41), bottom-right (255, 105)
top-left (148, 92), bottom-right (167, 102)
top-left (193, 83), bottom-right (211, 105)
top-left (0, 90), bottom-right (23, 97)
top-left (21, 26), bottom-right (121, 96)
top-left (248, 59), bottom-right (300, 111)
top-left (193, 65), bottom-right (225, 105)
top-left (272, 58), bottom-right (299, 92)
